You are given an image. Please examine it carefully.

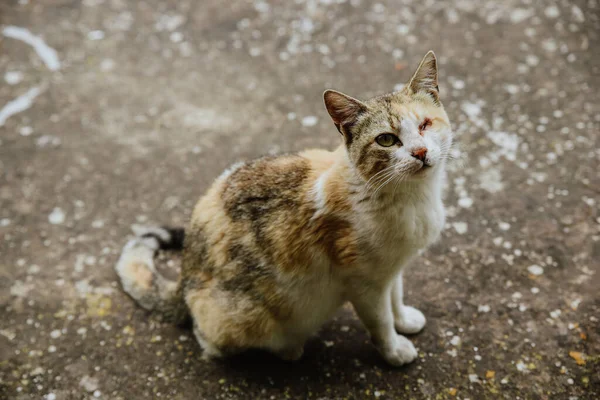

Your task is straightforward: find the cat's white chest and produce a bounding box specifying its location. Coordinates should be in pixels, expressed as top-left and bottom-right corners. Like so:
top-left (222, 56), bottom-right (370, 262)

top-left (396, 197), bottom-right (445, 246)
top-left (363, 192), bottom-right (445, 273)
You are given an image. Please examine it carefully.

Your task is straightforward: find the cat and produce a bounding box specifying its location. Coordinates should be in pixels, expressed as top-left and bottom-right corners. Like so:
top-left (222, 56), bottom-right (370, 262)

top-left (115, 51), bottom-right (452, 366)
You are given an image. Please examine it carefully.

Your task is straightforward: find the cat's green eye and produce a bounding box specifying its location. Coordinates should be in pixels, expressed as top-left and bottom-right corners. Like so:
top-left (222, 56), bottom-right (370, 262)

top-left (375, 133), bottom-right (399, 147)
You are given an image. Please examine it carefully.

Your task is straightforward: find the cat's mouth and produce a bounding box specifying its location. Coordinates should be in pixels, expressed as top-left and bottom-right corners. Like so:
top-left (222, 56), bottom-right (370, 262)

top-left (414, 162), bottom-right (433, 174)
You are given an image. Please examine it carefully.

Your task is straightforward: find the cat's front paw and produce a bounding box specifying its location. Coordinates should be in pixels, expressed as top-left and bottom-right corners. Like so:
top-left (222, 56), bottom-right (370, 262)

top-left (377, 335), bottom-right (418, 366)
top-left (395, 306), bottom-right (426, 334)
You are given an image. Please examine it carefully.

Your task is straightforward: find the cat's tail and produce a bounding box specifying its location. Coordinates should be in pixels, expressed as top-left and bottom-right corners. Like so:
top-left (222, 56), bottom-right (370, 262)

top-left (114, 225), bottom-right (188, 323)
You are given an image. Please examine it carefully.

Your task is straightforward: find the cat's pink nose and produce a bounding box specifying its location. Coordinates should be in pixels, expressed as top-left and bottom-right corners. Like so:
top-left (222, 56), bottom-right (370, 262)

top-left (411, 147), bottom-right (427, 162)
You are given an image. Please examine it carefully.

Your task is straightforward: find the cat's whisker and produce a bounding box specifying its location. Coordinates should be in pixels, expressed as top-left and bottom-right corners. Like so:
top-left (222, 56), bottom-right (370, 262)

top-left (370, 178), bottom-right (396, 199)
top-left (365, 171), bottom-right (397, 194)
top-left (391, 175), bottom-right (402, 198)
top-left (392, 170), bottom-right (411, 194)
top-left (368, 169), bottom-right (397, 192)
top-left (372, 172), bottom-right (399, 198)
top-left (365, 170), bottom-right (393, 191)
top-left (364, 165), bottom-right (396, 192)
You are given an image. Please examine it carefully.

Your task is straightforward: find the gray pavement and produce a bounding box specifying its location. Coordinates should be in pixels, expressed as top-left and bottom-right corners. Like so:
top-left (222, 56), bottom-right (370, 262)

top-left (0, 0), bottom-right (599, 399)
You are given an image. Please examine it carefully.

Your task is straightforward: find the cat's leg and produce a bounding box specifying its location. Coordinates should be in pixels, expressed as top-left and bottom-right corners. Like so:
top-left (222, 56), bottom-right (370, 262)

top-left (192, 321), bottom-right (223, 361)
top-left (350, 283), bottom-right (418, 366)
top-left (392, 271), bottom-right (426, 334)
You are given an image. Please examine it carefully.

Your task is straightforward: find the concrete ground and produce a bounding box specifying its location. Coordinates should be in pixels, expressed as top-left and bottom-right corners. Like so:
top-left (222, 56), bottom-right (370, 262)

top-left (1, 0), bottom-right (599, 399)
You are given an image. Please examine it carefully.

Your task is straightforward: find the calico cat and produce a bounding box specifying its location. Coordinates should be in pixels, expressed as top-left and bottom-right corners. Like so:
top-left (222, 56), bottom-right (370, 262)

top-left (115, 51), bottom-right (452, 366)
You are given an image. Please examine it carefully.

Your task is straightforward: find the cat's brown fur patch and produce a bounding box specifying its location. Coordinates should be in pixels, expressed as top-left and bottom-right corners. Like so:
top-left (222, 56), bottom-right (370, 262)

top-left (176, 148), bottom-right (367, 352)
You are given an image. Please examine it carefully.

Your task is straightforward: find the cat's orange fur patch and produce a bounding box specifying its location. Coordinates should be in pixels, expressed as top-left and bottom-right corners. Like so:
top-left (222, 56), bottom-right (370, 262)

top-left (129, 261), bottom-right (154, 290)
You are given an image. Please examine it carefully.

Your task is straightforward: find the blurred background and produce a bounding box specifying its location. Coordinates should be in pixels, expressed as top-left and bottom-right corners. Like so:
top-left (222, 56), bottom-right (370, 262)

top-left (0, 0), bottom-right (598, 399)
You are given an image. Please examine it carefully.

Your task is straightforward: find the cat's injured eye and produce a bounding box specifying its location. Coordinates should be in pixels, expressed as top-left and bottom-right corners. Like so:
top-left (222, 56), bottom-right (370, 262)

top-left (419, 118), bottom-right (432, 135)
top-left (375, 133), bottom-right (400, 147)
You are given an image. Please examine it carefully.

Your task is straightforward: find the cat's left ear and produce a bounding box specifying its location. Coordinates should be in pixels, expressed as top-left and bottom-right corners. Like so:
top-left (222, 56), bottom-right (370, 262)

top-left (406, 51), bottom-right (440, 104)
top-left (323, 90), bottom-right (367, 141)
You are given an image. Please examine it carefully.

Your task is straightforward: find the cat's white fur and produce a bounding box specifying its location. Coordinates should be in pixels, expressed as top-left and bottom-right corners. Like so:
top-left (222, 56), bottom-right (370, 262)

top-left (292, 118), bottom-right (449, 365)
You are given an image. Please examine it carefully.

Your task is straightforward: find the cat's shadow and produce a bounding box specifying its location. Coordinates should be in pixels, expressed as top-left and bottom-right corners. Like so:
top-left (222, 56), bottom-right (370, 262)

top-left (191, 310), bottom-right (414, 390)
top-left (211, 338), bottom-right (389, 385)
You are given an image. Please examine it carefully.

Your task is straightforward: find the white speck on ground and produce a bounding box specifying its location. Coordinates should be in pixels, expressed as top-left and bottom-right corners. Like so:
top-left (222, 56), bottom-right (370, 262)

top-left (19, 126), bottom-right (33, 136)
top-left (10, 281), bottom-right (33, 297)
top-left (154, 14), bottom-right (185, 32)
top-left (544, 5), bottom-right (560, 19)
top-left (542, 38), bottom-right (558, 52)
top-left (458, 197), bottom-right (473, 208)
top-left (571, 5), bottom-right (585, 22)
top-left (170, 32), bottom-right (183, 43)
top-left (504, 84), bottom-right (520, 94)
top-left (510, 8), bottom-right (534, 23)
top-left (451, 79), bottom-right (465, 90)
top-left (4, 71), bottom-right (24, 85)
top-left (254, 1), bottom-right (270, 13)
top-left (498, 222), bottom-right (511, 231)
top-left (527, 265), bottom-right (544, 276)
top-left (87, 30), bottom-right (105, 40)
top-left (452, 222), bottom-right (468, 234)
top-left (0, 86), bottom-right (43, 127)
top-left (2, 26), bottom-right (61, 70)
top-left (461, 101), bottom-right (483, 120)
top-left (582, 196), bottom-right (596, 207)
top-left (526, 54), bottom-right (540, 66)
top-left (48, 207), bottom-right (66, 225)
top-left (301, 116), bottom-right (318, 127)
top-left (79, 375), bottom-right (99, 392)
top-left (487, 131), bottom-right (520, 162)
top-left (478, 168), bottom-right (504, 193)
top-left (446, 8), bottom-right (459, 24)
top-left (550, 309), bottom-right (561, 319)
top-left (100, 58), bottom-right (116, 71)
top-left (516, 361), bottom-right (528, 372)
top-left (478, 304), bottom-right (491, 313)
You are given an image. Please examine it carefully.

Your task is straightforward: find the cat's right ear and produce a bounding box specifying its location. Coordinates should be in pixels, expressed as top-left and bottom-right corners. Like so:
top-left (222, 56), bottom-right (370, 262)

top-left (323, 90), bottom-right (367, 141)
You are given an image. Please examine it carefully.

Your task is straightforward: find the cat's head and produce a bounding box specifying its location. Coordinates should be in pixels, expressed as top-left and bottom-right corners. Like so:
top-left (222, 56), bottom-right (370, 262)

top-left (324, 51), bottom-right (452, 185)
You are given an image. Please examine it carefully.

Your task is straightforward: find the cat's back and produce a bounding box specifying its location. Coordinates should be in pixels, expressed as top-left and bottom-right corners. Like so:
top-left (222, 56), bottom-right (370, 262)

top-left (185, 150), bottom-right (338, 274)
top-left (192, 150), bottom-right (334, 220)
top-left (222, 154), bottom-right (312, 220)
